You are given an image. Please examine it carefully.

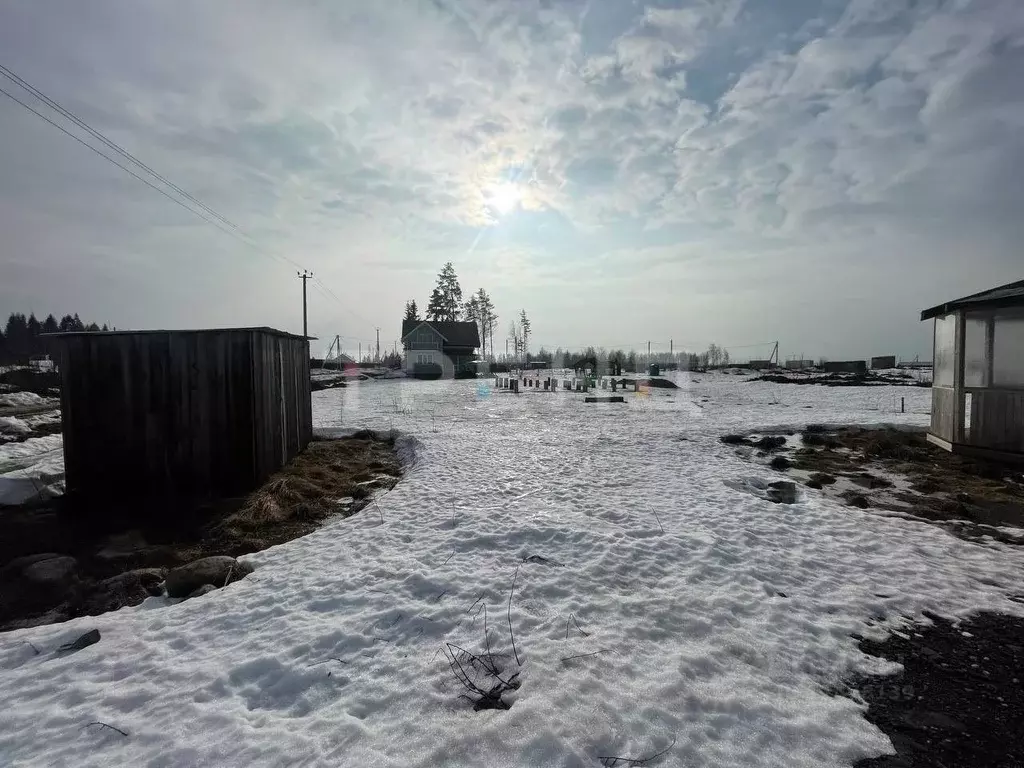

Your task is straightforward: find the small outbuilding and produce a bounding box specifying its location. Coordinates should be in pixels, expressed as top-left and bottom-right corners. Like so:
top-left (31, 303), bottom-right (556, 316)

top-left (49, 327), bottom-right (313, 502)
top-left (823, 360), bottom-right (868, 374)
top-left (921, 279), bottom-right (1024, 459)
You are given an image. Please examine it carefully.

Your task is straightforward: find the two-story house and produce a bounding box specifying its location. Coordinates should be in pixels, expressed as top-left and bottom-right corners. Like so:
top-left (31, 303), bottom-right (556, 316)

top-left (401, 320), bottom-right (481, 379)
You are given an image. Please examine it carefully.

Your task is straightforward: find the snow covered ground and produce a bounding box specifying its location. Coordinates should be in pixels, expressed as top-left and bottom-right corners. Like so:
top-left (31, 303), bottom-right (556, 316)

top-left (2, 373), bottom-right (1024, 767)
top-left (0, 434), bottom-right (64, 505)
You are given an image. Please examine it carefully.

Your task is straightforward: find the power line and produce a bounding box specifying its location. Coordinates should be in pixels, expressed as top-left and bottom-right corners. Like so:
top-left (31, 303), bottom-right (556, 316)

top-left (0, 64), bottom-right (395, 338)
top-left (0, 63), bottom-right (238, 231)
top-left (0, 65), bottom-right (312, 275)
top-left (0, 82), bottom-right (307, 274)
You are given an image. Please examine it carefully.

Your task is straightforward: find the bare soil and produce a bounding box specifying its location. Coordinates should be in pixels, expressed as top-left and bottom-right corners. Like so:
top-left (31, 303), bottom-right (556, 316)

top-left (752, 371), bottom-right (930, 388)
top-left (0, 432), bottom-right (402, 630)
top-left (724, 425), bottom-right (1024, 545)
top-left (846, 611), bottom-right (1024, 767)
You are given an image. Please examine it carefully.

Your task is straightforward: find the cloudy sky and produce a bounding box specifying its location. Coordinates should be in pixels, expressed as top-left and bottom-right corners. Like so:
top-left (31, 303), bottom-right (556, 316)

top-left (2, 0), bottom-right (1022, 361)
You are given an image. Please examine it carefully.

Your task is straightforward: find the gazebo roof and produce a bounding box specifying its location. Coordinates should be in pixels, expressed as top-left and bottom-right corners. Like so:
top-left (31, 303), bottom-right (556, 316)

top-left (920, 279), bottom-right (1024, 321)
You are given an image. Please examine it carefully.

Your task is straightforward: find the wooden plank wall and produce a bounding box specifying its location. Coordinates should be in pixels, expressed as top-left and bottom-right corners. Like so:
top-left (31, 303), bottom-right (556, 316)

top-left (970, 389), bottom-right (1024, 453)
top-left (58, 329), bottom-right (311, 502)
top-left (930, 386), bottom-right (956, 443)
top-left (249, 332), bottom-right (312, 485)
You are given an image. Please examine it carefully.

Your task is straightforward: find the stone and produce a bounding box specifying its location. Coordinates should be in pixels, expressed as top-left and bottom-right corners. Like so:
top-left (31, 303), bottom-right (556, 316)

top-left (58, 628), bottom-right (100, 653)
top-left (80, 568), bottom-right (166, 615)
top-left (165, 556), bottom-right (253, 598)
top-left (22, 556), bottom-right (79, 588)
top-left (95, 530), bottom-right (148, 564)
top-left (0, 554), bottom-right (81, 616)
top-left (767, 481), bottom-right (798, 504)
top-left (186, 584), bottom-right (218, 599)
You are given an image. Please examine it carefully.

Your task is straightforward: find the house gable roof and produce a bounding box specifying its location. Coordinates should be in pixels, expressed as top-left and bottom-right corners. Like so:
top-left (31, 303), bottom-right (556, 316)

top-left (920, 279), bottom-right (1024, 320)
top-left (401, 320), bottom-right (480, 348)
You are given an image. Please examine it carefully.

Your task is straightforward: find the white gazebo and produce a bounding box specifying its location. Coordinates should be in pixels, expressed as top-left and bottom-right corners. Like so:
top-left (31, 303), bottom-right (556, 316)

top-left (921, 279), bottom-right (1024, 460)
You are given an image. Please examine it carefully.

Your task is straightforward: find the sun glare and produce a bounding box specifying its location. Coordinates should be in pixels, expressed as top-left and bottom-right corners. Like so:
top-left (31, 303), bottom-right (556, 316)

top-left (487, 182), bottom-right (521, 215)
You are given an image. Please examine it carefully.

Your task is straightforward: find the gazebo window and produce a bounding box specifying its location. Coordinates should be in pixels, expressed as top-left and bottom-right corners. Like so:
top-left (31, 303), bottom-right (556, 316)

top-left (963, 315), bottom-right (989, 388)
top-left (933, 314), bottom-right (955, 388)
top-left (993, 311), bottom-right (1024, 388)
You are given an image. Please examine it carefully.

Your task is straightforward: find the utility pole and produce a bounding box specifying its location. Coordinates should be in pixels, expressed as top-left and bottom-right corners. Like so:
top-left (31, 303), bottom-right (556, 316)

top-left (670, 339), bottom-right (673, 356)
top-left (375, 328), bottom-right (381, 362)
top-left (297, 271), bottom-right (312, 340)
top-left (648, 340), bottom-right (651, 360)
top-left (358, 342), bottom-right (361, 362)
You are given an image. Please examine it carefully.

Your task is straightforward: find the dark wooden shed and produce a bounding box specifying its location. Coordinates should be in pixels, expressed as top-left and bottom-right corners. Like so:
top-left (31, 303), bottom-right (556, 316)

top-left (49, 327), bottom-right (312, 501)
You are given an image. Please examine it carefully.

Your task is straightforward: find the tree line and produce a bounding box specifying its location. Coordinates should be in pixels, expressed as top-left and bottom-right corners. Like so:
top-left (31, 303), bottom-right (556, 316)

top-left (0, 312), bottom-right (112, 364)
top-left (405, 261), bottom-right (532, 361)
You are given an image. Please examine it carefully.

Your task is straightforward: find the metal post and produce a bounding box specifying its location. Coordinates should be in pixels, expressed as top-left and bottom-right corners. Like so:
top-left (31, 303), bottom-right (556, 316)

top-left (297, 270), bottom-right (312, 340)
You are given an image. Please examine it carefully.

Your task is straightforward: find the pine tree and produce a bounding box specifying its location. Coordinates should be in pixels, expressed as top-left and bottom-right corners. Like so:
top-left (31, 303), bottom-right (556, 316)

top-left (404, 300), bottom-right (420, 322)
top-left (519, 309), bottom-right (531, 360)
top-left (425, 287), bottom-right (445, 321)
top-left (42, 314), bottom-right (59, 335)
top-left (464, 295), bottom-right (482, 355)
top-left (476, 288), bottom-right (498, 361)
top-left (426, 262), bottom-right (463, 322)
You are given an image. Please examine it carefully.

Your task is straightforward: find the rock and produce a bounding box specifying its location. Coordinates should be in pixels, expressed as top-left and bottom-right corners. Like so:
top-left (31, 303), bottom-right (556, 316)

top-left (80, 568), bottom-right (166, 615)
top-left (94, 530), bottom-right (149, 565)
top-left (1, 552), bottom-right (66, 574)
top-left (22, 556), bottom-right (79, 588)
top-left (186, 584), bottom-right (218, 599)
top-left (0, 554), bottom-right (80, 617)
top-left (769, 456), bottom-right (792, 471)
top-left (165, 556), bottom-right (253, 598)
top-left (58, 628), bottom-right (100, 653)
top-left (756, 436), bottom-right (787, 451)
top-left (767, 481), bottom-right (798, 504)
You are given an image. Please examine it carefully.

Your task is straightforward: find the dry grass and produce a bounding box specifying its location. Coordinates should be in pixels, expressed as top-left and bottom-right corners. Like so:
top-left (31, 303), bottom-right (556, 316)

top-left (206, 434), bottom-right (402, 556)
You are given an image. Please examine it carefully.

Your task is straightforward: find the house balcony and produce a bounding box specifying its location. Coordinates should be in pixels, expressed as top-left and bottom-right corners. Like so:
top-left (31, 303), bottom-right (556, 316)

top-left (405, 341), bottom-right (443, 350)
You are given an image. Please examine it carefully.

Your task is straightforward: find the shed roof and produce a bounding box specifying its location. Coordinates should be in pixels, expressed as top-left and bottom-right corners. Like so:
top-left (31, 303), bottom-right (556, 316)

top-left (43, 326), bottom-right (313, 341)
top-left (401, 320), bottom-right (480, 348)
top-left (920, 279), bottom-right (1024, 320)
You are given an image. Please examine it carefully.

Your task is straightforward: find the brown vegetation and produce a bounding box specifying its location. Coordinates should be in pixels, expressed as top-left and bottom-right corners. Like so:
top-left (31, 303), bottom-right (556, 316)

top-left (0, 432), bottom-right (402, 630)
top-left (726, 425), bottom-right (1024, 544)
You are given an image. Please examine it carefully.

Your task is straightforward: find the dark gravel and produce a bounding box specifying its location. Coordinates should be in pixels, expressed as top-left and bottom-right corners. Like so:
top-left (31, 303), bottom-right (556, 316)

top-left (850, 611), bottom-right (1024, 767)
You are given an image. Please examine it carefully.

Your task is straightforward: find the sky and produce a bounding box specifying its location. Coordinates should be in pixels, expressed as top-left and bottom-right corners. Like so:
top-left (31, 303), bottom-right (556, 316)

top-left (1, 0), bottom-right (1022, 362)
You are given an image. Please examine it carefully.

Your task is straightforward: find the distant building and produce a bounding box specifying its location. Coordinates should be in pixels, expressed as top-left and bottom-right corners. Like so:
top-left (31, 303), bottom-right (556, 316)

top-left (748, 359), bottom-right (774, 370)
top-left (784, 359), bottom-right (815, 370)
top-left (401, 320), bottom-right (480, 379)
top-left (921, 279), bottom-right (1024, 459)
top-left (871, 355), bottom-right (896, 370)
top-left (49, 327), bottom-right (312, 503)
top-left (823, 360), bottom-right (867, 374)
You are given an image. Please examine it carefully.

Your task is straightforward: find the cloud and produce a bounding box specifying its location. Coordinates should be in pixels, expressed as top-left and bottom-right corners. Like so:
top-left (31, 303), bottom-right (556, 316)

top-left (1, 0), bottom-right (1023, 359)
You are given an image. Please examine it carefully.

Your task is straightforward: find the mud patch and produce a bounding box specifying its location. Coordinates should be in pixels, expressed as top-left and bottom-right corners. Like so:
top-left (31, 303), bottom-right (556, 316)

top-left (845, 611), bottom-right (1024, 767)
top-left (723, 425), bottom-right (1024, 544)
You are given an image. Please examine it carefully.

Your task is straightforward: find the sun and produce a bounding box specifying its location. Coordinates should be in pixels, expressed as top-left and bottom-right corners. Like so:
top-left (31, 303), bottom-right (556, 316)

top-left (487, 182), bottom-right (521, 215)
